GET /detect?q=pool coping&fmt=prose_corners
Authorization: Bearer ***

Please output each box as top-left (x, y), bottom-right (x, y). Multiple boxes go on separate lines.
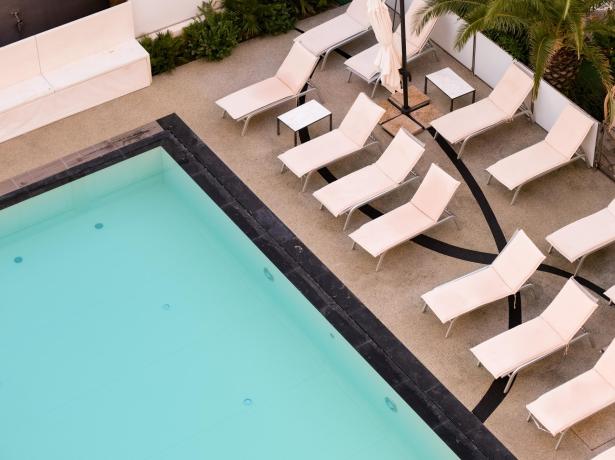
top-left (0, 114), bottom-right (514, 459)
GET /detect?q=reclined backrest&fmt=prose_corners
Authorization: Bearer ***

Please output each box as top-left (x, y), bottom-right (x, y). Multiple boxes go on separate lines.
top-left (545, 104), bottom-right (595, 159)
top-left (595, 339), bottom-right (615, 387)
top-left (346, 0), bottom-right (371, 28)
top-left (36, 2), bottom-right (136, 74)
top-left (540, 278), bottom-right (598, 342)
top-left (410, 164), bottom-right (460, 221)
top-left (395, 0), bottom-right (437, 51)
top-left (488, 63), bottom-right (533, 118)
top-left (491, 229), bottom-right (545, 292)
top-left (338, 93), bottom-right (385, 146)
top-left (0, 37), bottom-right (42, 90)
top-left (275, 43), bottom-right (319, 95)
top-left (375, 129), bottom-right (424, 183)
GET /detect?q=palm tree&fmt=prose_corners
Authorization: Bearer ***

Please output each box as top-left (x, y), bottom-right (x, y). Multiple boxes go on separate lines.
top-left (415, 0), bottom-right (614, 100)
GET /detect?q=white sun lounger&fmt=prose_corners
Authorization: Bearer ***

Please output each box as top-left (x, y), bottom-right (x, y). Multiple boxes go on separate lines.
top-left (421, 229), bottom-right (545, 337)
top-left (606, 285), bottom-right (615, 305)
top-left (215, 42), bottom-right (319, 136)
top-left (471, 277), bottom-right (598, 393)
top-left (486, 104), bottom-right (595, 204)
top-left (527, 338), bottom-right (615, 450)
top-left (278, 92), bottom-right (385, 192)
top-left (349, 163), bottom-right (460, 271)
top-left (593, 445), bottom-right (615, 459)
top-left (295, 0), bottom-right (371, 70)
top-left (546, 198), bottom-right (615, 275)
top-left (344, 0), bottom-right (438, 97)
top-left (431, 62), bottom-right (534, 158)
top-left (312, 128), bottom-right (423, 231)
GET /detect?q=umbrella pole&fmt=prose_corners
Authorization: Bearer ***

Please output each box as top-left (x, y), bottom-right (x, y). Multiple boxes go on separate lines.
top-left (398, 0), bottom-right (410, 115)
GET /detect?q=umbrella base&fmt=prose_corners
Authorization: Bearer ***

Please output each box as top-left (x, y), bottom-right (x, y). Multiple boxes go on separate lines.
top-left (388, 86), bottom-right (430, 112)
top-left (382, 113), bottom-right (423, 137)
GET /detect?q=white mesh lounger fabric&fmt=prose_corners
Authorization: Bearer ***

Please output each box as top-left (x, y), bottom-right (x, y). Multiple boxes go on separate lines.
top-left (431, 62), bottom-right (534, 158)
top-left (471, 278), bottom-right (598, 393)
top-left (349, 163), bottom-right (460, 271)
top-left (593, 446), bottom-right (615, 459)
top-left (486, 104), bottom-right (594, 204)
top-left (344, 0), bottom-right (437, 97)
top-left (215, 42), bottom-right (319, 136)
top-left (527, 339), bottom-right (615, 450)
top-left (421, 229), bottom-right (545, 337)
top-left (295, 0), bottom-right (371, 70)
top-left (546, 198), bottom-right (615, 275)
top-left (278, 92), bottom-right (385, 192)
top-left (312, 129), bottom-right (424, 231)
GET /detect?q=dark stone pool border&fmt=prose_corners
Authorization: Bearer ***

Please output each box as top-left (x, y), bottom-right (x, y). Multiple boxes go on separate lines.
top-left (0, 114), bottom-right (513, 459)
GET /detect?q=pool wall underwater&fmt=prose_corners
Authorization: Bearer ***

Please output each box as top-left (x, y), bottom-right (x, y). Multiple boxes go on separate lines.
top-left (0, 114), bottom-right (513, 459)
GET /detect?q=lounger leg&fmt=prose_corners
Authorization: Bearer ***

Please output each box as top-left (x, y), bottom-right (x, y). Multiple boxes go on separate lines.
top-left (221, 110), bottom-right (227, 119)
top-left (371, 81), bottom-right (379, 98)
top-left (241, 117), bottom-right (251, 137)
top-left (574, 256), bottom-right (586, 276)
top-left (504, 371), bottom-right (517, 393)
top-left (421, 302), bottom-right (427, 313)
top-left (511, 186), bottom-right (523, 205)
top-left (319, 203), bottom-right (324, 210)
top-left (555, 430), bottom-right (567, 450)
top-left (347, 71), bottom-right (352, 83)
top-left (375, 252), bottom-right (387, 272)
top-left (444, 319), bottom-right (456, 338)
top-left (476, 359), bottom-right (481, 367)
top-left (526, 412), bottom-right (532, 422)
top-left (486, 173), bottom-right (492, 185)
top-left (452, 216), bottom-right (460, 231)
top-left (302, 171), bottom-right (314, 192)
top-left (547, 244), bottom-right (553, 254)
top-left (343, 206), bottom-right (359, 231)
top-left (351, 241), bottom-right (356, 250)
top-left (320, 51), bottom-right (331, 71)
top-left (457, 139), bottom-right (470, 159)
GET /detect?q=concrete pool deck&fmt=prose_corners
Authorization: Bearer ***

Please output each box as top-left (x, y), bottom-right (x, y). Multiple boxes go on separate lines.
top-left (1, 5), bottom-right (614, 458)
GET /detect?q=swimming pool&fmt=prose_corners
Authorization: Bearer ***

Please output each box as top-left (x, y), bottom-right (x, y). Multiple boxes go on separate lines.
top-left (0, 146), bottom-right (456, 459)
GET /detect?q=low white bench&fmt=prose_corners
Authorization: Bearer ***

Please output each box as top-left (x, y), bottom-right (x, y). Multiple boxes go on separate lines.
top-left (0, 1), bottom-right (151, 144)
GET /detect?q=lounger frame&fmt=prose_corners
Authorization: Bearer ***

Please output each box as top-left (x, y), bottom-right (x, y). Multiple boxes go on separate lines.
top-left (421, 266), bottom-right (535, 338)
top-left (351, 207), bottom-right (459, 271)
top-left (318, 28), bottom-right (373, 71)
top-left (320, 170), bottom-right (421, 231)
top-left (526, 413), bottom-right (569, 450)
top-left (486, 150), bottom-right (586, 205)
top-left (435, 104), bottom-right (534, 159)
top-left (478, 326), bottom-right (592, 393)
top-left (346, 41), bottom-right (438, 98)
top-left (221, 81), bottom-right (321, 136)
top-left (546, 242), bottom-right (596, 276)
top-left (280, 134), bottom-right (381, 192)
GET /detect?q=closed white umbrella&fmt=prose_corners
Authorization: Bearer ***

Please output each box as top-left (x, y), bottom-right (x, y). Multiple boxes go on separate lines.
top-left (367, 0), bottom-right (401, 93)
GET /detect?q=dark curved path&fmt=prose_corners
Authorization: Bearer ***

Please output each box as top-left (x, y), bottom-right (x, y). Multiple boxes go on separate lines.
top-left (297, 69), bottom-right (607, 421)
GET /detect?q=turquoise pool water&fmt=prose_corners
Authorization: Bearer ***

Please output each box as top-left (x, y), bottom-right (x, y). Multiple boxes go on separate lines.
top-left (0, 148), bottom-right (455, 459)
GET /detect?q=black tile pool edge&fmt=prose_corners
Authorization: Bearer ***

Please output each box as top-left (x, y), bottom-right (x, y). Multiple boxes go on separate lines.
top-left (0, 114), bottom-right (514, 460)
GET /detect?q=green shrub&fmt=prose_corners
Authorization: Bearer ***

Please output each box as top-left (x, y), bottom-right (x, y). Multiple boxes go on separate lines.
top-left (223, 0), bottom-right (296, 40)
top-left (139, 32), bottom-right (183, 75)
top-left (183, 4), bottom-right (239, 61)
top-left (483, 29), bottom-right (530, 64)
top-left (286, 0), bottom-right (337, 18)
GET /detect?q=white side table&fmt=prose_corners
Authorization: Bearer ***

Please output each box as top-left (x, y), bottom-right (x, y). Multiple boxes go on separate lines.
top-left (277, 100), bottom-right (332, 146)
top-left (424, 67), bottom-right (476, 112)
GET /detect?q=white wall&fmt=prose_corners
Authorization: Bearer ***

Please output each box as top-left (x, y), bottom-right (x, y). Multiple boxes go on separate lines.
top-left (430, 13), bottom-right (473, 69)
top-left (131, 0), bottom-right (204, 36)
top-left (473, 33), bottom-right (512, 88)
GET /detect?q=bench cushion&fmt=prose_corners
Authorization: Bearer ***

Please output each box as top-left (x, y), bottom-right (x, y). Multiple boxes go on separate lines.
top-left (0, 37), bottom-right (42, 90)
top-left (0, 77), bottom-right (53, 115)
top-left (43, 40), bottom-right (148, 91)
